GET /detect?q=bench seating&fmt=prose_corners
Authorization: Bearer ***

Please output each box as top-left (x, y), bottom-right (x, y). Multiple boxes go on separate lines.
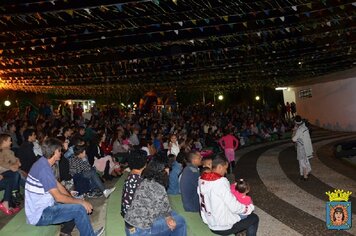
top-left (105, 172), bottom-right (127, 236)
top-left (0, 209), bottom-right (60, 235)
top-left (169, 195), bottom-right (217, 236)
top-left (105, 173), bottom-right (234, 236)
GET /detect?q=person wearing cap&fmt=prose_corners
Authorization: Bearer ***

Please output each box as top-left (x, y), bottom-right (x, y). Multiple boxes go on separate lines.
top-left (292, 115), bottom-right (313, 181)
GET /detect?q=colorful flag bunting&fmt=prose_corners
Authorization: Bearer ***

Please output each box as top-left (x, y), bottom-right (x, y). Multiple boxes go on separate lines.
top-left (66, 10), bottom-right (74, 17)
top-left (114, 4), bottom-right (123, 12)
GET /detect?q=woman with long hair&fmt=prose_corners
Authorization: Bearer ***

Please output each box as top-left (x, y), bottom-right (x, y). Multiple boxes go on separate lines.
top-left (87, 132), bottom-right (121, 179)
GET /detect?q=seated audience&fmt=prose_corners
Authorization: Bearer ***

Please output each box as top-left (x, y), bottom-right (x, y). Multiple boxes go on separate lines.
top-left (0, 134), bottom-right (22, 215)
top-left (25, 138), bottom-right (104, 236)
top-left (124, 156), bottom-right (186, 235)
top-left (64, 137), bottom-right (85, 159)
top-left (198, 155), bottom-right (259, 236)
top-left (200, 156), bottom-right (213, 173)
top-left (230, 178), bottom-right (253, 219)
top-left (17, 128), bottom-right (38, 175)
top-left (87, 132), bottom-right (121, 180)
top-left (167, 154), bottom-right (183, 195)
top-left (112, 131), bottom-right (130, 163)
top-left (7, 123), bottom-right (20, 152)
top-left (180, 151), bottom-right (202, 212)
top-left (168, 134), bottom-right (180, 157)
top-left (121, 150), bottom-right (147, 217)
top-left (69, 144), bottom-right (116, 198)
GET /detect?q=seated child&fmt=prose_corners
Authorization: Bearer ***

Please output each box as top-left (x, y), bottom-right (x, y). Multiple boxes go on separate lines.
top-left (167, 154), bottom-right (183, 195)
top-left (200, 166), bottom-right (211, 174)
top-left (230, 178), bottom-right (252, 219)
top-left (200, 156), bottom-right (212, 174)
top-left (70, 144), bottom-right (115, 198)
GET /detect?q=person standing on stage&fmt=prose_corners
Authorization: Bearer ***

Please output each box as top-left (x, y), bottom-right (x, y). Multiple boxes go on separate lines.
top-left (218, 131), bottom-right (239, 173)
top-left (292, 115), bottom-right (313, 181)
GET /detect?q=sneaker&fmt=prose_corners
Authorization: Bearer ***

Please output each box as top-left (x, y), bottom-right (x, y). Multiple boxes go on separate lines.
top-left (12, 191), bottom-right (23, 201)
top-left (94, 226), bottom-right (105, 236)
top-left (86, 192), bottom-right (100, 199)
top-left (103, 187), bottom-right (116, 198)
top-left (74, 194), bottom-right (85, 200)
top-left (59, 233), bottom-right (71, 236)
top-left (94, 191), bottom-right (104, 198)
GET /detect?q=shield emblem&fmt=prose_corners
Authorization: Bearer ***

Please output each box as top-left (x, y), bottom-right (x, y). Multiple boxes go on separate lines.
top-left (326, 201), bottom-right (352, 230)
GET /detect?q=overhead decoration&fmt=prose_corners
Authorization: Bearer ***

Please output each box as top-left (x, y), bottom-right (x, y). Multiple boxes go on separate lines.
top-left (0, 0), bottom-right (354, 97)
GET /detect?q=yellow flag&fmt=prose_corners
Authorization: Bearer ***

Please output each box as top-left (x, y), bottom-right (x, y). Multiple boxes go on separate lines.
top-left (66, 10), bottom-right (74, 17)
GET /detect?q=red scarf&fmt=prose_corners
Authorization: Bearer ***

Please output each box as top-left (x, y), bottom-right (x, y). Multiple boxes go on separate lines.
top-left (201, 172), bottom-right (223, 181)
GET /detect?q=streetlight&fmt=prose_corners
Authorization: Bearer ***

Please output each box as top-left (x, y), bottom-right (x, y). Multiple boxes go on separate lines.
top-left (255, 96), bottom-right (260, 101)
top-left (218, 95), bottom-right (224, 101)
top-left (4, 100), bottom-right (11, 106)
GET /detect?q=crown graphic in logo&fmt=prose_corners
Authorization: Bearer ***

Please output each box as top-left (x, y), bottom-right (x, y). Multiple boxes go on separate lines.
top-left (325, 189), bottom-right (352, 202)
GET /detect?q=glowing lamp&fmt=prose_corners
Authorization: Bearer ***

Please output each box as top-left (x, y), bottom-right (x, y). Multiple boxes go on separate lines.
top-left (4, 100), bottom-right (11, 106)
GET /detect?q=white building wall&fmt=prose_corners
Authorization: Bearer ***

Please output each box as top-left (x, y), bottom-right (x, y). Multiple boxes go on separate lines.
top-left (285, 73), bottom-right (356, 131)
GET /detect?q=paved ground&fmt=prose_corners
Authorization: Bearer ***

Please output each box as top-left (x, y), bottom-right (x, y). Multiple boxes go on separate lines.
top-left (234, 130), bottom-right (356, 236)
top-left (1, 128), bottom-right (356, 236)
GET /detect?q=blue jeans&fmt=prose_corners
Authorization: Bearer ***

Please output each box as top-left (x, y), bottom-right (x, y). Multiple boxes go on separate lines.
top-left (0, 178), bottom-right (12, 203)
top-left (82, 169), bottom-right (105, 192)
top-left (125, 211), bottom-right (186, 236)
top-left (36, 203), bottom-right (95, 236)
top-left (2, 170), bottom-right (21, 191)
top-left (0, 171), bottom-right (19, 206)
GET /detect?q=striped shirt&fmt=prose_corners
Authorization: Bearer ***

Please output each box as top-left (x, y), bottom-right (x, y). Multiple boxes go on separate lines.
top-left (25, 157), bottom-right (56, 225)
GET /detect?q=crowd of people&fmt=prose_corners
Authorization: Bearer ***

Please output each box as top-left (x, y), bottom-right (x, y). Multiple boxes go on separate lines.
top-left (0, 101), bottom-right (296, 236)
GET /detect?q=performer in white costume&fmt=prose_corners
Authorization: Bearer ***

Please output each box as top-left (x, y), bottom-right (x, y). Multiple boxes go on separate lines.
top-left (292, 115), bottom-right (313, 181)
